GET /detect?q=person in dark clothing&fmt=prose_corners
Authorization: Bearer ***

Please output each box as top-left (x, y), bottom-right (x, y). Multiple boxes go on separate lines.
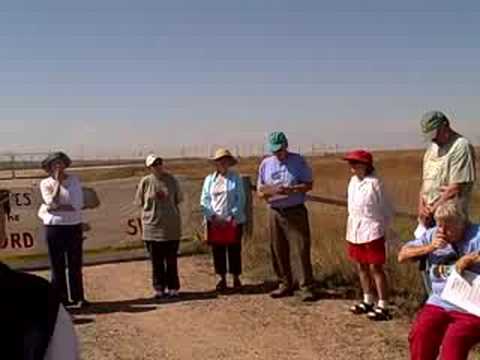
top-left (38, 152), bottom-right (88, 307)
top-left (1, 204), bottom-right (78, 359)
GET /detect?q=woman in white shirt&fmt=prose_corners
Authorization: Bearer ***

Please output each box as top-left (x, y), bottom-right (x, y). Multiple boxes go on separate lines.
top-left (200, 149), bottom-right (246, 292)
top-left (343, 150), bottom-right (393, 321)
top-left (38, 152), bottom-right (88, 308)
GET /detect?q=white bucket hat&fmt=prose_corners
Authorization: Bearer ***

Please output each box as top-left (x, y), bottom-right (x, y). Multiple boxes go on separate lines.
top-left (145, 154), bottom-right (163, 167)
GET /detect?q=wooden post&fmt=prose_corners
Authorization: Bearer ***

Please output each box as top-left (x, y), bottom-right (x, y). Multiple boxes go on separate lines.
top-left (242, 176), bottom-right (254, 238)
top-left (10, 154), bottom-right (16, 179)
top-left (0, 190), bottom-right (9, 247)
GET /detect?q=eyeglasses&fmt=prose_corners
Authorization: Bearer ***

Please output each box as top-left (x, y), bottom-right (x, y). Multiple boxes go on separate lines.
top-left (152, 160), bottom-right (163, 167)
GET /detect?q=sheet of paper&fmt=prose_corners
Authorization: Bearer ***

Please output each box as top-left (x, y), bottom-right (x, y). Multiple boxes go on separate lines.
top-left (268, 194), bottom-right (289, 202)
top-left (441, 269), bottom-right (480, 317)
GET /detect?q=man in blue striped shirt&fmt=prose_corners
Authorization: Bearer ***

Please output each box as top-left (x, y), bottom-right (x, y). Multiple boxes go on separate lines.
top-left (257, 132), bottom-right (315, 302)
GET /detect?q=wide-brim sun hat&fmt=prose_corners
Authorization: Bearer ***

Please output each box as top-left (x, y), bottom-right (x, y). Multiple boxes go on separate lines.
top-left (210, 148), bottom-right (238, 166)
top-left (342, 150), bottom-right (373, 166)
top-left (41, 152), bottom-right (72, 172)
top-left (145, 154), bottom-right (163, 167)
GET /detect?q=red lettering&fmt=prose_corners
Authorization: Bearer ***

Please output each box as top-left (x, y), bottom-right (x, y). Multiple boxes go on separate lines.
top-left (10, 233), bottom-right (22, 248)
top-left (23, 233), bottom-right (34, 248)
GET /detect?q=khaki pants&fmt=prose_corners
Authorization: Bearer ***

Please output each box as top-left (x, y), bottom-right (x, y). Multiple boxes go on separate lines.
top-left (269, 204), bottom-right (314, 291)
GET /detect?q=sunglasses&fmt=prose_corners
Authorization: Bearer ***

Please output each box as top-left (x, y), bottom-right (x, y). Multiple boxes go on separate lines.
top-left (348, 160), bottom-right (364, 165)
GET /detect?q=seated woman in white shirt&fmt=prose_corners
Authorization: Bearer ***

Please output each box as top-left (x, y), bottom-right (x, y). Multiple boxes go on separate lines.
top-left (343, 150), bottom-right (393, 321)
top-left (38, 152), bottom-right (88, 308)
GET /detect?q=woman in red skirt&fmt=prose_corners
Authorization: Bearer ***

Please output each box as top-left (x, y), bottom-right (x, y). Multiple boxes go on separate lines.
top-left (343, 150), bottom-right (394, 321)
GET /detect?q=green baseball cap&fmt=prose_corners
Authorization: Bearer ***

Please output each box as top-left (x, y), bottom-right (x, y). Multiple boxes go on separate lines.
top-left (421, 111), bottom-right (449, 141)
top-left (268, 131), bottom-right (288, 153)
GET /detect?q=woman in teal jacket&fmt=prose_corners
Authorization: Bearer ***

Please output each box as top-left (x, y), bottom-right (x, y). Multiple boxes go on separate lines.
top-left (200, 148), bottom-right (246, 292)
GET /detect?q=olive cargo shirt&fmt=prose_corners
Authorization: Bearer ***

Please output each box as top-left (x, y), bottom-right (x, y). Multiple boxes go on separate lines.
top-left (135, 173), bottom-right (183, 241)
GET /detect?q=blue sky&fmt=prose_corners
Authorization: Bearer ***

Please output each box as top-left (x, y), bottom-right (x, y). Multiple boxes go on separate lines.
top-left (1, 0), bottom-right (479, 157)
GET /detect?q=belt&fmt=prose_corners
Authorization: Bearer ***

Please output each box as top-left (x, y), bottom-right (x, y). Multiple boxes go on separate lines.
top-left (271, 204), bottom-right (306, 213)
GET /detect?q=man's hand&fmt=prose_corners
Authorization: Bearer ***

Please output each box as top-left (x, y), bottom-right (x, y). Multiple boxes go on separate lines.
top-left (440, 184), bottom-right (461, 201)
top-left (278, 185), bottom-right (293, 195)
top-left (418, 197), bottom-right (434, 226)
top-left (456, 253), bottom-right (480, 274)
top-left (258, 184), bottom-right (282, 196)
top-left (427, 184), bottom-right (462, 215)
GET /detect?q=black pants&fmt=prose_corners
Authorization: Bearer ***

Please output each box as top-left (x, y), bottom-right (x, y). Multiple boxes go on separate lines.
top-left (211, 225), bottom-right (243, 276)
top-left (145, 240), bottom-right (180, 291)
top-left (45, 224), bottom-right (85, 304)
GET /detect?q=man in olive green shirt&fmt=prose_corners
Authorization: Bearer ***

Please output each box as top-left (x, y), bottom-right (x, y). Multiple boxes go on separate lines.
top-left (418, 111), bottom-right (476, 229)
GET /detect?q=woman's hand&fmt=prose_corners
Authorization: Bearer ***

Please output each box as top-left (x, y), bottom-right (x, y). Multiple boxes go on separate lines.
top-left (156, 190), bottom-right (166, 200)
top-left (211, 215), bottom-right (227, 227)
top-left (431, 232), bottom-right (449, 250)
top-left (52, 204), bottom-right (76, 212)
top-left (52, 168), bottom-right (67, 184)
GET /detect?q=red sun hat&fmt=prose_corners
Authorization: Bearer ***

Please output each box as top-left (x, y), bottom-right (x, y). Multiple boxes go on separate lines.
top-left (343, 150), bottom-right (373, 165)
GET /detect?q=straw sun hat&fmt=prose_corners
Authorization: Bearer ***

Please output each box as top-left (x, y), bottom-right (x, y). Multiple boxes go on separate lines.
top-left (210, 148), bottom-right (238, 166)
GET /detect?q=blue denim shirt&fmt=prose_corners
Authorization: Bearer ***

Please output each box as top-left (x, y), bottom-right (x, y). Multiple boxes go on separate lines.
top-left (257, 152), bottom-right (313, 209)
top-left (200, 170), bottom-right (246, 224)
top-left (405, 224), bottom-right (480, 312)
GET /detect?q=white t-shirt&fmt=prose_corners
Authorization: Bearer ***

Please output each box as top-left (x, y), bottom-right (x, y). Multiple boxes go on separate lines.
top-left (38, 175), bottom-right (84, 225)
top-left (210, 174), bottom-right (229, 220)
top-left (346, 175), bottom-right (393, 244)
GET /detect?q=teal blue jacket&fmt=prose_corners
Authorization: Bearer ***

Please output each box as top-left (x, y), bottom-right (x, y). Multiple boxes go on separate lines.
top-left (200, 170), bottom-right (246, 224)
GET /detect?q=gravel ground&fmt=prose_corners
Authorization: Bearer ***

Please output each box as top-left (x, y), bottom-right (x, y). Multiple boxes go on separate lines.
top-left (53, 255), bottom-right (414, 360)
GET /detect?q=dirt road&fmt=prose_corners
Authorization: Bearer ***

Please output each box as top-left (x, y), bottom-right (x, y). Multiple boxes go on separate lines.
top-left (59, 255), bottom-right (413, 360)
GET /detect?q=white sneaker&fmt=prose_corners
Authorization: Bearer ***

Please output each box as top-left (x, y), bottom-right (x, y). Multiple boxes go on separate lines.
top-left (167, 289), bottom-right (179, 298)
top-left (154, 290), bottom-right (165, 299)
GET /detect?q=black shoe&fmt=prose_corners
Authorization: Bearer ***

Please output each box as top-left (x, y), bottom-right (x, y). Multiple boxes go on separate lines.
top-left (76, 299), bottom-right (91, 308)
top-left (216, 278), bottom-right (227, 293)
top-left (299, 289), bottom-right (316, 302)
top-left (270, 286), bottom-right (294, 299)
top-left (349, 302), bottom-right (374, 315)
top-left (367, 307), bottom-right (392, 321)
top-left (63, 300), bottom-right (77, 308)
top-left (233, 276), bottom-right (242, 291)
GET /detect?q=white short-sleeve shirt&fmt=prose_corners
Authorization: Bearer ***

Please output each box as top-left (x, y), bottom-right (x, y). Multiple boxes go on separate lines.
top-left (38, 175), bottom-right (84, 225)
top-left (346, 175), bottom-right (393, 244)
